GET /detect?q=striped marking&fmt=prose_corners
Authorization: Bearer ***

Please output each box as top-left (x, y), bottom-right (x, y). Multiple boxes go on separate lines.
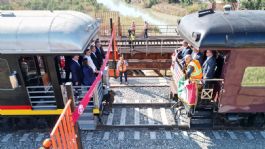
top-left (147, 108), bottom-right (154, 125)
top-left (182, 131), bottom-right (189, 140)
top-left (1, 134), bottom-right (12, 143)
top-left (260, 131), bottom-right (265, 139)
top-left (106, 109), bottom-right (114, 125)
top-left (118, 132), bottom-right (124, 140)
top-left (165, 131), bottom-right (172, 140)
top-left (0, 109), bottom-right (63, 115)
top-left (150, 132), bottom-right (156, 140)
top-left (160, 108), bottom-right (168, 125)
top-left (227, 131), bottom-right (237, 140)
top-left (103, 132), bottom-right (110, 140)
top-left (120, 108), bottom-right (126, 125)
top-left (20, 133), bottom-right (30, 142)
top-left (134, 131), bottom-right (140, 140)
top-left (36, 133), bottom-right (45, 142)
top-left (212, 131), bottom-right (221, 140)
top-left (86, 132), bottom-right (93, 141)
top-left (244, 131), bottom-right (254, 140)
top-left (134, 108), bottom-right (140, 125)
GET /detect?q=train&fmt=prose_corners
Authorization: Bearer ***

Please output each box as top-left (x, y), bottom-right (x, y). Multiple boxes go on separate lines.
top-left (0, 10), bottom-right (100, 120)
top-left (170, 9), bottom-right (265, 128)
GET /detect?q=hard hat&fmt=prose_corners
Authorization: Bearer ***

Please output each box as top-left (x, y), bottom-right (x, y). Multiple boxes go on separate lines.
top-left (42, 138), bottom-right (52, 148)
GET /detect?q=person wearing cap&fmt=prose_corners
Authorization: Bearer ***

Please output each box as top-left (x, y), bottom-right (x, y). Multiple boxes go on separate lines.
top-left (41, 138), bottom-right (52, 149)
top-left (184, 54), bottom-right (203, 81)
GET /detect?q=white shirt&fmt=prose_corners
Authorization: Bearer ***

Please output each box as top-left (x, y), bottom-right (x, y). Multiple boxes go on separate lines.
top-left (84, 55), bottom-right (97, 72)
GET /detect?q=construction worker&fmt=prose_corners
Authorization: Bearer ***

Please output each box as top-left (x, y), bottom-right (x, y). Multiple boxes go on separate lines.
top-left (117, 56), bottom-right (128, 84)
top-left (184, 54), bottom-right (203, 81)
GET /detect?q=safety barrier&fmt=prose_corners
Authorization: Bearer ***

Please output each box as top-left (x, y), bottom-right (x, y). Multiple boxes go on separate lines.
top-left (49, 100), bottom-right (77, 149)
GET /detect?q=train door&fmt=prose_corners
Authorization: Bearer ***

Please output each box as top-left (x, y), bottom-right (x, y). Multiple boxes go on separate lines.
top-left (18, 56), bottom-right (57, 110)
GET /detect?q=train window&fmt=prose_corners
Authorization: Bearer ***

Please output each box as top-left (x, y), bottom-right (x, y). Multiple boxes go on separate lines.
top-left (241, 67), bottom-right (265, 87)
top-left (0, 58), bottom-right (19, 89)
top-left (19, 56), bottom-right (50, 86)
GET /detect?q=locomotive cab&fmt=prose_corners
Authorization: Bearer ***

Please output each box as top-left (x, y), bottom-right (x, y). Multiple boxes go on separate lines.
top-left (171, 9), bottom-right (265, 128)
top-left (0, 11), bottom-right (100, 115)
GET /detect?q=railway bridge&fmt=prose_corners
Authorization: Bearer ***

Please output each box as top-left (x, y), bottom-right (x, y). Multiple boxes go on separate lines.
top-left (100, 35), bottom-right (184, 77)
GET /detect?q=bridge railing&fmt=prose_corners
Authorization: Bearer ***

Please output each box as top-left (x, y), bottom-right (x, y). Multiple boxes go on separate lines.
top-left (100, 24), bottom-right (179, 37)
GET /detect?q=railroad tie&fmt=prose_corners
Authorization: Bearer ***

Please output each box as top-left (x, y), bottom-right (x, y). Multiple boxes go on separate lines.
top-left (150, 132), bottom-right (156, 140)
top-left (36, 133), bottom-right (45, 142)
top-left (212, 131), bottom-right (221, 140)
top-left (134, 131), bottom-right (140, 140)
top-left (227, 131), bottom-right (237, 140)
top-left (102, 132), bottom-right (110, 140)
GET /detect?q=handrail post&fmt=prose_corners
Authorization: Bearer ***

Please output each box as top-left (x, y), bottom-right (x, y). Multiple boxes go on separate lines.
top-left (110, 18), bottom-right (117, 78)
top-left (65, 82), bottom-right (83, 149)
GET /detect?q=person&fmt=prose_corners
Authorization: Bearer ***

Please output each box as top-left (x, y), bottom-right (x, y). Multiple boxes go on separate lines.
top-left (203, 50), bottom-right (216, 80)
top-left (95, 39), bottom-right (105, 66)
top-left (84, 49), bottom-right (98, 73)
top-left (184, 54), bottom-right (203, 81)
top-left (70, 55), bottom-right (82, 86)
top-left (177, 41), bottom-right (192, 60)
top-left (117, 56), bottom-right (128, 84)
top-left (82, 58), bottom-right (96, 86)
top-left (191, 47), bottom-right (204, 66)
top-left (64, 56), bottom-right (72, 82)
top-left (144, 21), bottom-right (149, 38)
top-left (90, 44), bottom-right (101, 70)
top-left (20, 58), bottom-right (29, 82)
top-left (128, 29), bottom-right (135, 51)
top-left (131, 21), bottom-right (136, 34)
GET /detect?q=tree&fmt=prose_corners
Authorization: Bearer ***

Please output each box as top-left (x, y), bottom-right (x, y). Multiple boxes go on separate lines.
top-left (241, 0), bottom-right (265, 10)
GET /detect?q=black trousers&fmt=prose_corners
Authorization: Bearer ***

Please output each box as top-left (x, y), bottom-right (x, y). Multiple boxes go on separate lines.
top-left (119, 71), bottom-right (128, 83)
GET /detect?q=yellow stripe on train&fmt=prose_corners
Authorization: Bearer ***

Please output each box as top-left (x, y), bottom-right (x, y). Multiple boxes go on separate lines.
top-left (0, 109), bottom-right (63, 115)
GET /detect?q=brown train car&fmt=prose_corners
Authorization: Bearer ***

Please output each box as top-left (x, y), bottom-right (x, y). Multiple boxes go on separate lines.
top-left (171, 10), bottom-right (265, 128)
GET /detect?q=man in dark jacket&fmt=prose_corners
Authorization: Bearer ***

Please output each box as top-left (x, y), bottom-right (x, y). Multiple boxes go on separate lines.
top-left (70, 55), bottom-right (82, 86)
top-left (95, 39), bottom-right (105, 66)
top-left (90, 45), bottom-right (101, 70)
top-left (203, 50), bottom-right (216, 80)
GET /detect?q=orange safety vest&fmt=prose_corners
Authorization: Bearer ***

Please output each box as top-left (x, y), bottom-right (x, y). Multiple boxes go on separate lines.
top-left (188, 59), bottom-right (203, 80)
top-left (119, 61), bottom-right (127, 72)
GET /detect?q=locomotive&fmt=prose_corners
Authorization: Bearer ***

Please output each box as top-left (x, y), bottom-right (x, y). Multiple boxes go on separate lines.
top-left (170, 10), bottom-right (265, 128)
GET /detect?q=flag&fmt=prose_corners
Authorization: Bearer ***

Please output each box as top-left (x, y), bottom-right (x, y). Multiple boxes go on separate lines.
top-left (177, 76), bottom-right (197, 106)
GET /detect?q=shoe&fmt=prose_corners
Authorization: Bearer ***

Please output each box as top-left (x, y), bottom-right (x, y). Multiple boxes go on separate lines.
top-left (125, 82), bottom-right (128, 85)
top-left (103, 111), bottom-right (110, 115)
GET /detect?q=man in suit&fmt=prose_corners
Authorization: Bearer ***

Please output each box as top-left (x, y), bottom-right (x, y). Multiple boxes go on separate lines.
top-left (177, 41), bottom-right (192, 60)
top-left (90, 44), bottom-right (101, 70)
top-left (70, 55), bottom-right (82, 86)
top-left (203, 50), bottom-right (216, 79)
top-left (191, 47), bottom-right (203, 66)
top-left (95, 39), bottom-right (105, 66)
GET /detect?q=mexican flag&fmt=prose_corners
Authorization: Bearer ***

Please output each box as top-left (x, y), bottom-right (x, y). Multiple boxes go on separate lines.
top-left (177, 76), bottom-right (197, 105)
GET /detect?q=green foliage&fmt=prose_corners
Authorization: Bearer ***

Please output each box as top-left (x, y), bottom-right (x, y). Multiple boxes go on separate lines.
top-left (144, 0), bottom-right (159, 8)
top-left (241, 0), bottom-right (265, 10)
top-left (125, 0), bottom-right (132, 3)
top-left (168, 0), bottom-right (180, 3)
top-left (181, 0), bottom-right (193, 6)
top-left (223, 0), bottom-right (238, 2)
top-left (0, 0), bottom-right (105, 12)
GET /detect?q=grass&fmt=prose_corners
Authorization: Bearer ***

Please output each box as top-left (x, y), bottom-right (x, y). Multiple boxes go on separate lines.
top-left (241, 67), bottom-right (265, 87)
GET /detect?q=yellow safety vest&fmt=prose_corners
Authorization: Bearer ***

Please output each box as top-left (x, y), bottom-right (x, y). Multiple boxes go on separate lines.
top-left (188, 59), bottom-right (203, 80)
